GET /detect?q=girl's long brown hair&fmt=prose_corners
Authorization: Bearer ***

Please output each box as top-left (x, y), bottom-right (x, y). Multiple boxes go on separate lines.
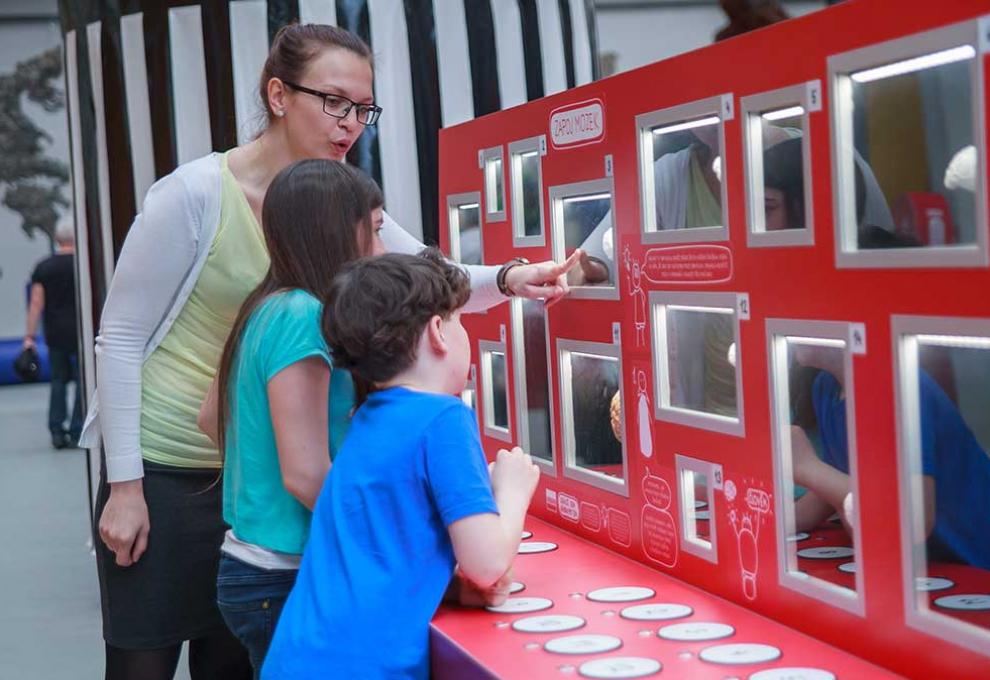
top-left (214, 159), bottom-right (383, 459)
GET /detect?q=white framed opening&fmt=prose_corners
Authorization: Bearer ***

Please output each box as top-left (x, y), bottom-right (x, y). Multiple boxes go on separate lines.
top-left (557, 338), bottom-right (628, 496)
top-left (508, 135), bottom-right (546, 248)
top-left (549, 177), bottom-right (618, 300)
top-left (766, 319), bottom-right (865, 616)
top-left (461, 364), bottom-right (480, 430)
top-left (650, 291), bottom-right (744, 437)
top-left (635, 94), bottom-right (732, 245)
top-left (675, 454), bottom-right (719, 563)
top-left (741, 82), bottom-right (818, 248)
top-left (892, 315), bottom-right (990, 656)
top-left (511, 298), bottom-right (556, 475)
top-left (828, 17), bottom-right (988, 268)
top-left (446, 191), bottom-right (483, 265)
top-left (479, 339), bottom-right (512, 443)
top-left (481, 145), bottom-right (506, 223)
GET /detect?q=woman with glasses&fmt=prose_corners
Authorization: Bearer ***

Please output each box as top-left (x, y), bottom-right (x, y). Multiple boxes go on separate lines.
top-left (81, 24), bottom-right (578, 680)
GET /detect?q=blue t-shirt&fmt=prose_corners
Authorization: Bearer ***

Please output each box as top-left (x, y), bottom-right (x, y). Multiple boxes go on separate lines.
top-left (813, 371), bottom-right (990, 569)
top-left (262, 388), bottom-right (499, 680)
top-left (224, 289), bottom-right (351, 555)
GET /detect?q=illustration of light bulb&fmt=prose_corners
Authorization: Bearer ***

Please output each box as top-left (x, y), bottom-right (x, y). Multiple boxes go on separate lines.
top-left (636, 370), bottom-right (653, 458)
top-left (730, 509), bottom-right (759, 601)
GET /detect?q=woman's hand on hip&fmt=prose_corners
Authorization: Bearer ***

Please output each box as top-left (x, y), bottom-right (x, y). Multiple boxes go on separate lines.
top-left (99, 479), bottom-right (151, 567)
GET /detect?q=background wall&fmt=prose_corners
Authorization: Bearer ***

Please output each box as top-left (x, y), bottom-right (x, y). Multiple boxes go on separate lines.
top-left (596, 0), bottom-right (826, 76)
top-left (0, 1), bottom-right (67, 341)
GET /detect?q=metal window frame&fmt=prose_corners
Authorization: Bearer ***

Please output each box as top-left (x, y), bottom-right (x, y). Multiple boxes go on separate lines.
top-left (766, 318), bottom-right (866, 616)
top-left (828, 17), bottom-right (989, 268)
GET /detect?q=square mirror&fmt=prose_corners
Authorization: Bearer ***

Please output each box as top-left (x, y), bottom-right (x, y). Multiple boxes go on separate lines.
top-left (481, 145), bottom-right (506, 222)
top-left (447, 192), bottom-right (483, 265)
top-left (651, 292), bottom-right (744, 436)
top-left (549, 178), bottom-right (618, 300)
top-left (636, 95), bottom-right (731, 244)
top-left (558, 339), bottom-right (628, 495)
top-left (509, 136), bottom-right (546, 247)
top-left (742, 83), bottom-right (817, 247)
top-left (479, 340), bottom-right (511, 442)
top-left (676, 454), bottom-right (719, 563)
top-left (894, 316), bottom-right (990, 654)
top-left (768, 321), bottom-right (863, 613)
top-left (829, 19), bottom-right (987, 267)
top-left (511, 298), bottom-right (555, 470)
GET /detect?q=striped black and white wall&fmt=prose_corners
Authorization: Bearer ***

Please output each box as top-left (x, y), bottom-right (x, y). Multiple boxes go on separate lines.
top-left (57, 0), bottom-right (597, 499)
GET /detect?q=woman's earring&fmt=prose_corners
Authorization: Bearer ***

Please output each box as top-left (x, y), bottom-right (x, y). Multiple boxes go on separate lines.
top-left (276, 110), bottom-right (285, 118)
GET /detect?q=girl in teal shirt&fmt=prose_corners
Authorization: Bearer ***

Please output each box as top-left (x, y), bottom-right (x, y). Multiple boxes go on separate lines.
top-left (198, 159), bottom-right (384, 677)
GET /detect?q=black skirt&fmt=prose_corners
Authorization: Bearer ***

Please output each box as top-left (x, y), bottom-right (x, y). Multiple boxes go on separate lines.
top-left (95, 460), bottom-right (228, 649)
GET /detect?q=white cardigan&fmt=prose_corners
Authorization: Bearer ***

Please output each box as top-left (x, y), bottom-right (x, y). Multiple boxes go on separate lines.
top-left (80, 153), bottom-right (507, 482)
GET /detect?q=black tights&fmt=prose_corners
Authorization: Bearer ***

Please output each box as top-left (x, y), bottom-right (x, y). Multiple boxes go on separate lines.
top-left (105, 628), bottom-right (253, 680)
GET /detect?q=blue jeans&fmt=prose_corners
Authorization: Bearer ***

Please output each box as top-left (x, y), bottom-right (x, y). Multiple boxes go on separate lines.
top-left (48, 347), bottom-right (81, 438)
top-left (216, 553), bottom-right (298, 679)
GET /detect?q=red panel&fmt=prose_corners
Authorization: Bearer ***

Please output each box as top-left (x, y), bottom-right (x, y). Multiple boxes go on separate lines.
top-left (438, 2), bottom-right (990, 678)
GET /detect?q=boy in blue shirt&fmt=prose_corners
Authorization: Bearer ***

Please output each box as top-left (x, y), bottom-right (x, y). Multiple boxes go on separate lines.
top-left (262, 250), bottom-right (541, 679)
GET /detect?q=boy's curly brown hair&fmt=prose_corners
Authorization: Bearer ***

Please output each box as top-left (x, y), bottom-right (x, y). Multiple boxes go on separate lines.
top-left (321, 248), bottom-right (471, 387)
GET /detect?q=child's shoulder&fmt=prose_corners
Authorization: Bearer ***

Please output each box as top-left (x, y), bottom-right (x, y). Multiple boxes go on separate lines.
top-left (258, 289), bottom-right (322, 321)
top-left (375, 388), bottom-right (468, 424)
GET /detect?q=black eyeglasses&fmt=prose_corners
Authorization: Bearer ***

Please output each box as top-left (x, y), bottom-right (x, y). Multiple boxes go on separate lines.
top-left (282, 81), bottom-right (383, 126)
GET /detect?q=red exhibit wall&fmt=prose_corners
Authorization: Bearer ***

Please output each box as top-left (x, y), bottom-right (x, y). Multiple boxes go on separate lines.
top-left (438, 2), bottom-right (990, 678)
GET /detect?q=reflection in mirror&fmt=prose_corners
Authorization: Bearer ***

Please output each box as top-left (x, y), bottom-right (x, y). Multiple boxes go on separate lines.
top-left (686, 471), bottom-right (711, 547)
top-left (906, 335), bottom-right (990, 631)
top-left (778, 337), bottom-right (858, 595)
top-left (760, 109), bottom-right (805, 231)
top-left (666, 307), bottom-right (738, 420)
top-left (650, 115), bottom-right (722, 230)
top-left (489, 351), bottom-right (509, 430)
top-left (453, 201), bottom-right (482, 265)
top-left (486, 156), bottom-right (504, 214)
top-left (848, 46), bottom-right (976, 250)
top-left (519, 299), bottom-right (553, 462)
top-left (561, 193), bottom-right (614, 287)
top-left (567, 352), bottom-right (622, 478)
top-left (516, 150), bottom-right (542, 238)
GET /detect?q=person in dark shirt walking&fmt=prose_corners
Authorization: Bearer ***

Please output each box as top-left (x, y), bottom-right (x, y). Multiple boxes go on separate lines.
top-left (24, 219), bottom-right (81, 449)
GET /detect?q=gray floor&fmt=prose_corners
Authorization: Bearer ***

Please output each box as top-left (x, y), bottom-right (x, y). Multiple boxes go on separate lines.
top-left (0, 383), bottom-right (191, 679)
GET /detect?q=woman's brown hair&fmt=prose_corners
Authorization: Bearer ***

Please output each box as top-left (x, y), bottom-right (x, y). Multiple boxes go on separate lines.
top-left (214, 159), bottom-right (383, 457)
top-left (259, 23), bottom-right (374, 125)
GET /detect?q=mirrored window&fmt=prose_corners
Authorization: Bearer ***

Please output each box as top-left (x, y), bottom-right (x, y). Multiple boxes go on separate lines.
top-left (652, 292), bottom-right (744, 436)
top-left (569, 352), bottom-right (622, 473)
top-left (559, 340), bottom-right (627, 495)
top-left (774, 335), bottom-right (859, 598)
top-left (667, 308), bottom-right (737, 418)
top-left (519, 153), bottom-right (540, 236)
top-left (831, 25), bottom-right (986, 267)
top-left (676, 454), bottom-right (719, 563)
top-left (509, 137), bottom-right (545, 247)
top-left (550, 178), bottom-right (618, 299)
top-left (513, 298), bottom-right (553, 463)
top-left (489, 351), bottom-right (508, 429)
top-left (447, 192), bottom-right (483, 266)
top-left (898, 326), bottom-right (990, 638)
top-left (480, 340), bottom-right (511, 442)
top-left (687, 470), bottom-right (711, 547)
top-left (483, 146), bottom-right (506, 222)
top-left (761, 112), bottom-right (805, 232)
top-left (852, 51), bottom-right (974, 249)
top-left (649, 115), bottom-right (723, 231)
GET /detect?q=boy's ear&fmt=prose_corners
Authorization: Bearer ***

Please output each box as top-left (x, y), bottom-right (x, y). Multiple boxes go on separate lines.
top-left (425, 314), bottom-right (447, 355)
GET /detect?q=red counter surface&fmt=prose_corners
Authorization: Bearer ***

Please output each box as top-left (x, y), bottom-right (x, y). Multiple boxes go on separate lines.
top-left (431, 519), bottom-right (902, 680)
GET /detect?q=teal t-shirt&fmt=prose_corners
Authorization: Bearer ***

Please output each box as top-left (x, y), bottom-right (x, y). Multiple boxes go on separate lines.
top-left (223, 289), bottom-right (351, 555)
